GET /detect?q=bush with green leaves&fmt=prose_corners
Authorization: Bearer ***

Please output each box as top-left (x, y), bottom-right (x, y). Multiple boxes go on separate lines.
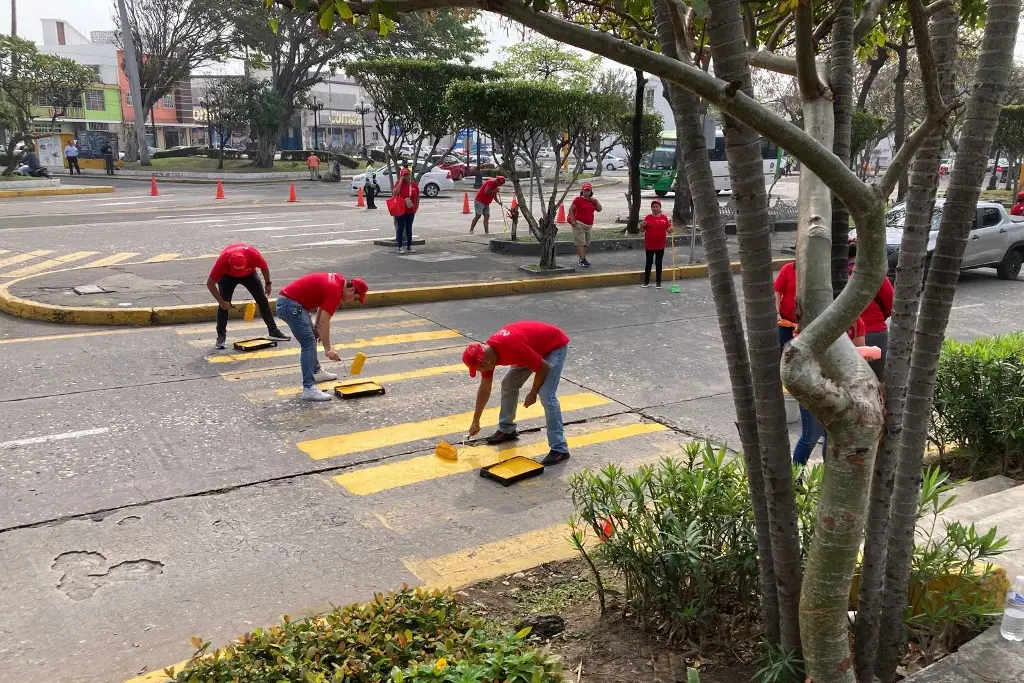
top-left (166, 588), bottom-right (562, 683)
top-left (930, 331), bottom-right (1024, 477)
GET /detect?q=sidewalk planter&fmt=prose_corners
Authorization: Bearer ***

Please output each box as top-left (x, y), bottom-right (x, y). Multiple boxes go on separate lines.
top-left (490, 233), bottom-right (700, 256)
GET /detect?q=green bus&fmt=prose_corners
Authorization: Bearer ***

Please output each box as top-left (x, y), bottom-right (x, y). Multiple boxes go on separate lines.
top-left (640, 129), bottom-right (781, 196)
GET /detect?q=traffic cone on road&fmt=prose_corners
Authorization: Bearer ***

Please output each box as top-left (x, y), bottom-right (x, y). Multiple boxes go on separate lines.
top-left (150, 177), bottom-right (159, 196)
top-left (462, 192), bottom-right (471, 214)
top-left (556, 203), bottom-right (566, 224)
top-left (287, 182), bottom-right (297, 203)
top-left (215, 179), bottom-right (225, 200)
top-left (357, 186), bottom-right (365, 207)
top-left (510, 197), bottom-right (518, 210)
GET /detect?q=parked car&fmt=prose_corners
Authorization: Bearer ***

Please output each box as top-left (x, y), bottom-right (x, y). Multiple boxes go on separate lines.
top-left (430, 154), bottom-right (468, 180)
top-left (585, 154), bottom-right (626, 171)
top-left (938, 159), bottom-right (952, 175)
top-left (350, 167), bottom-right (455, 198)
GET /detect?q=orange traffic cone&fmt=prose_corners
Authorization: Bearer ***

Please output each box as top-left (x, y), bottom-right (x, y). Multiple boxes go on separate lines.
top-left (462, 192), bottom-right (471, 214)
top-left (510, 196), bottom-right (518, 210)
top-left (287, 182), bottom-right (297, 203)
top-left (150, 177), bottom-right (159, 196)
top-left (357, 186), bottom-right (365, 207)
top-left (556, 204), bottom-right (566, 224)
top-left (215, 179), bottom-right (225, 200)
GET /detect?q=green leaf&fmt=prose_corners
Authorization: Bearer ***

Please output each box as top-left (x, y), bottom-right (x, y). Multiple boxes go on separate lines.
top-left (319, 5), bottom-right (335, 31)
top-left (269, 18), bottom-right (280, 34)
top-left (336, 1), bottom-right (354, 21)
top-left (514, 626), bottom-right (532, 640)
top-left (688, 0), bottom-right (710, 18)
top-left (687, 667), bottom-right (702, 683)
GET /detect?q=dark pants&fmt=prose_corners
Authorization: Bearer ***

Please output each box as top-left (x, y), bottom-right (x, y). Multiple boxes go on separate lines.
top-left (67, 157), bottom-right (81, 175)
top-left (215, 273), bottom-right (279, 337)
top-left (644, 249), bottom-right (665, 285)
top-left (395, 213), bottom-right (415, 249)
top-left (104, 156), bottom-right (115, 175)
top-left (778, 323), bottom-right (795, 348)
top-left (365, 187), bottom-right (376, 209)
top-left (865, 329), bottom-right (888, 380)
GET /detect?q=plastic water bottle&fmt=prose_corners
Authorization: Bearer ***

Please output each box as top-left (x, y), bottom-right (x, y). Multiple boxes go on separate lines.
top-left (1001, 575), bottom-right (1024, 641)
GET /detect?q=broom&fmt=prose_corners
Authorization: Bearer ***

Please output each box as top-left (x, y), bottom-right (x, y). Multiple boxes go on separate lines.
top-left (668, 233), bottom-right (681, 293)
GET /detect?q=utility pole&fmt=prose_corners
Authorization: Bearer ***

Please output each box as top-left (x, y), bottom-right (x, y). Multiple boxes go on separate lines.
top-left (11, 0), bottom-right (16, 37)
top-left (116, 0), bottom-right (150, 165)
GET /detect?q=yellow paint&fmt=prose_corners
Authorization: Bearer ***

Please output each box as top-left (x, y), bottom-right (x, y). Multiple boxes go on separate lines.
top-left (334, 422), bottom-right (667, 495)
top-left (176, 308), bottom-right (413, 335)
top-left (0, 327), bottom-right (157, 345)
top-left (0, 249), bottom-right (54, 269)
top-left (298, 392), bottom-right (610, 461)
top-left (144, 253), bottom-right (182, 263)
top-left (0, 185), bottom-right (113, 198)
top-left (1, 251), bottom-right (99, 278)
top-left (226, 347), bottom-right (464, 383)
top-left (483, 455), bottom-right (543, 479)
top-left (0, 249), bottom-right (8, 255)
top-left (79, 252), bottom-right (141, 268)
top-left (186, 319), bottom-right (432, 347)
top-left (123, 662), bottom-right (190, 683)
top-left (265, 363), bottom-right (465, 399)
top-left (207, 329), bottom-right (463, 364)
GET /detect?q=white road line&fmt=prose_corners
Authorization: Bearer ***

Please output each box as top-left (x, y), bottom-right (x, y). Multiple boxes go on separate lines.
top-left (271, 229), bottom-right (378, 238)
top-left (951, 303), bottom-right (985, 311)
top-left (93, 199), bottom-right (177, 207)
top-left (1, 427), bottom-right (110, 449)
top-left (295, 238), bottom-right (361, 246)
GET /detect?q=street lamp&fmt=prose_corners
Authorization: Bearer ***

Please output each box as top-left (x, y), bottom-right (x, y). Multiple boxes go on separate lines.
top-left (198, 98), bottom-right (212, 148)
top-left (354, 98), bottom-right (372, 159)
top-left (311, 97), bottom-right (324, 150)
top-left (474, 129), bottom-right (483, 188)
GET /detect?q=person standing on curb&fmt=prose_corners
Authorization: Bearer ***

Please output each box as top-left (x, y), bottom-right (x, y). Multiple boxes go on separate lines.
top-left (307, 151), bottom-right (321, 180)
top-left (101, 141), bottom-right (115, 175)
top-left (640, 199), bottom-right (672, 288)
top-left (470, 175), bottom-right (506, 234)
top-left (206, 243), bottom-right (291, 350)
top-left (64, 140), bottom-right (81, 175)
top-left (393, 167), bottom-right (419, 254)
top-left (568, 182), bottom-right (601, 268)
top-left (276, 272), bottom-right (369, 401)
top-left (462, 321), bottom-right (572, 466)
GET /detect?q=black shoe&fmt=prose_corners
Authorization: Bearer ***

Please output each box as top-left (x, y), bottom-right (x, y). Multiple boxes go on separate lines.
top-left (484, 430), bottom-right (519, 445)
top-left (216, 335), bottom-right (226, 350)
top-left (541, 450), bottom-right (570, 465)
top-left (267, 330), bottom-right (291, 342)
top-left (580, 259), bottom-right (592, 267)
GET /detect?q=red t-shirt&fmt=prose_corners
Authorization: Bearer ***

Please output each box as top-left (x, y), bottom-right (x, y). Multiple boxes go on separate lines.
top-left (209, 243), bottom-right (267, 280)
top-left (481, 321), bottom-right (570, 379)
top-left (279, 273), bottom-right (344, 315)
top-left (774, 262), bottom-right (797, 323)
top-left (643, 214), bottom-right (671, 250)
top-left (475, 179), bottom-right (500, 205)
top-left (1012, 202), bottom-right (1024, 216)
top-left (396, 179), bottom-right (419, 214)
top-left (571, 196), bottom-right (596, 225)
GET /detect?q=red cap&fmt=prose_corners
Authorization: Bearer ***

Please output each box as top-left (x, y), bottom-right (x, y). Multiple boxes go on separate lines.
top-left (226, 249), bottom-right (252, 277)
top-left (400, 167), bottom-right (411, 175)
top-left (349, 277), bottom-right (368, 304)
top-left (463, 342), bottom-right (486, 377)
top-left (581, 182), bottom-right (593, 192)
top-left (496, 175), bottom-right (506, 184)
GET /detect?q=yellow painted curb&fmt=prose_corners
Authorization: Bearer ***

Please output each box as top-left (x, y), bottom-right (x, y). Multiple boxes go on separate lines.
top-left (0, 185), bottom-right (114, 198)
top-left (0, 258), bottom-right (794, 327)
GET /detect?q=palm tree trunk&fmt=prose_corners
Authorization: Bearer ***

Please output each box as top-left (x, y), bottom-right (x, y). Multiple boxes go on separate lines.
top-left (894, 37), bottom-right (910, 201)
top-left (830, 0), bottom-right (855, 299)
top-left (874, 2), bottom-right (1021, 680)
top-left (626, 70), bottom-right (646, 234)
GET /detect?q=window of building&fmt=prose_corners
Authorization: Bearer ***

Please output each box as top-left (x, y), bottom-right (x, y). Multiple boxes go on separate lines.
top-left (87, 122), bottom-right (111, 131)
top-left (85, 90), bottom-right (105, 111)
top-left (161, 94), bottom-right (174, 108)
top-left (31, 121), bottom-right (59, 133)
top-left (35, 93), bottom-right (50, 107)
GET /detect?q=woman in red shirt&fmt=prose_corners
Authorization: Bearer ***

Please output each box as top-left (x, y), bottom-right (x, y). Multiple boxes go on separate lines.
top-left (640, 199), bottom-right (673, 288)
top-left (848, 240), bottom-right (893, 380)
top-left (774, 261), bottom-right (798, 347)
top-left (392, 168), bottom-right (420, 254)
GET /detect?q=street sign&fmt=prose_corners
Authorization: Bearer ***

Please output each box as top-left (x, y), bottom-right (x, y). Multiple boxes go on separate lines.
top-left (458, 129), bottom-right (474, 139)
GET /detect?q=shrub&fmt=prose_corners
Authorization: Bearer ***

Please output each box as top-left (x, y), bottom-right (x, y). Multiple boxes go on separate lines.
top-left (151, 145), bottom-right (202, 159)
top-left (930, 332), bottom-right (1024, 477)
top-left (167, 587), bottom-right (562, 683)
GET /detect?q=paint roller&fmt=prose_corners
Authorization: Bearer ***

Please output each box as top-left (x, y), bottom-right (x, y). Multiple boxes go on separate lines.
top-left (350, 352), bottom-right (367, 376)
top-left (243, 302), bottom-right (256, 322)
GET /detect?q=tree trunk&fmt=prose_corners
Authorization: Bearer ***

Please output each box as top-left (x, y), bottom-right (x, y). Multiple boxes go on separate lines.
top-left (651, 0), bottom-right (780, 642)
top-left (854, 8), bottom-right (957, 681)
top-left (626, 69), bottom-right (646, 234)
top-left (857, 47), bottom-right (888, 110)
top-left (830, 0), bottom-right (855, 298)
top-left (253, 131), bottom-right (280, 168)
top-left (894, 38), bottom-right (909, 202)
top-left (3, 129), bottom-right (28, 176)
top-left (538, 217), bottom-right (557, 269)
top-left (218, 135), bottom-right (226, 170)
top-left (707, 0), bottom-right (802, 651)
top-left (874, 2), bottom-right (1021, 680)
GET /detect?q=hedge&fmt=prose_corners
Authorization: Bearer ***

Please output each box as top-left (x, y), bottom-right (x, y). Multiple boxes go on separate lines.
top-left (151, 146), bottom-right (203, 159)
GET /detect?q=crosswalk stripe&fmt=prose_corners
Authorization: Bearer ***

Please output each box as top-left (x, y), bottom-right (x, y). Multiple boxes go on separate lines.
top-left (335, 422), bottom-right (668, 495)
top-left (176, 308), bottom-right (414, 335)
top-left (219, 347), bottom-right (465, 382)
top-left (188, 319), bottom-right (433, 348)
top-left (246, 363), bottom-right (467, 403)
top-left (144, 253), bottom-right (181, 263)
top-left (0, 250), bottom-right (9, 256)
top-left (1, 251), bottom-right (99, 278)
top-left (79, 252), bottom-right (140, 268)
top-left (207, 329), bottom-right (464, 364)
top-left (297, 392), bottom-right (611, 461)
top-left (0, 249), bottom-right (54, 270)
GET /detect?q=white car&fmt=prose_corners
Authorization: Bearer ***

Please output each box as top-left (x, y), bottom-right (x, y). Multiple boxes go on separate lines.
top-left (351, 168), bottom-right (455, 198)
top-left (585, 155), bottom-right (626, 171)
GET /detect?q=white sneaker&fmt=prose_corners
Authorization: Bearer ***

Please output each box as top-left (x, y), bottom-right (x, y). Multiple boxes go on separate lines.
top-left (314, 369), bottom-right (338, 382)
top-left (301, 386), bottom-right (333, 401)
top-left (397, 247), bottom-right (405, 254)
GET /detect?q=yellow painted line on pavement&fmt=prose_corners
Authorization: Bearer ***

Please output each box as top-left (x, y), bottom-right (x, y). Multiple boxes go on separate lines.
top-left (0, 250), bottom-right (8, 256)
top-left (144, 253), bottom-right (181, 263)
top-left (0, 327), bottom-right (157, 345)
top-left (297, 392), bottom-right (610, 461)
top-left (207, 329), bottom-right (463, 364)
top-left (0, 249), bottom-right (54, 270)
top-left (245, 363), bottom-right (467, 403)
top-left (188, 318), bottom-right (433, 348)
top-left (1, 251), bottom-right (99, 278)
top-left (175, 307), bottom-right (414, 335)
top-left (219, 346), bottom-right (465, 382)
top-left (336, 421), bottom-right (668, 495)
top-left (80, 251), bottom-right (140, 268)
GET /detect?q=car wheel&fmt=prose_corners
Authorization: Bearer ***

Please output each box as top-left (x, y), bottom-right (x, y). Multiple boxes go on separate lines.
top-left (606, 163), bottom-right (616, 170)
top-left (655, 190), bottom-right (669, 198)
top-left (997, 248), bottom-right (1023, 280)
top-left (424, 182), bottom-right (440, 198)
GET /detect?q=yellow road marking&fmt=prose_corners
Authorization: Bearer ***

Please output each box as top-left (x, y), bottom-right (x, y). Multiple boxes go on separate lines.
top-left (245, 363), bottom-right (466, 402)
top-left (1, 250), bottom-right (99, 278)
top-left (176, 307), bottom-right (414, 335)
top-left (0, 249), bottom-right (8, 255)
top-left (335, 422), bottom-right (668, 495)
top-left (207, 329), bottom-right (463, 364)
top-left (144, 253), bottom-right (181, 263)
top-left (297, 392), bottom-right (611, 461)
top-left (189, 318), bottom-right (433, 348)
top-left (0, 328), bottom-right (155, 345)
top-left (79, 251), bottom-right (140, 268)
top-left (0, 249), bottom-right (54, 270)
top-left (219, 346), bottom-right (465, 381)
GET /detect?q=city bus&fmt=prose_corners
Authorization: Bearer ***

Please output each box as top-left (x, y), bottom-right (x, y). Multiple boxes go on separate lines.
top-left (639, 129), bottom-right (781, 196)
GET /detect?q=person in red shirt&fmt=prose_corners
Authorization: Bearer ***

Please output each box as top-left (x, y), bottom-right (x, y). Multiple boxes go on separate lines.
top-left (470, 175), bottom-right (506, 234)
top-left (774, 261), bottom-right (798, 347)
top-left (1012, 192), bottom-right (1024, 216)
top-left (640, 199), bottom-right (673, 288)
top-left (848, 240), bottom-right (893, 380)
top-left (567, 182), bottom-right (602, 267)
top-left (206, 243), bottom-right (290, 349)
top-left (393, 168), bottom-right (420, 254)
top-left (276, 272), bottom-right (369, 401)
top-left (462, 321), bottom-right (571, 465)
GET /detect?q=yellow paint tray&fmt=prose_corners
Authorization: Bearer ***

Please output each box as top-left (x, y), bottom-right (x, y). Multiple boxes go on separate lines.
top-left (233, 338), bottom-right (278, 352)
top-left (333, 380), bottom-right (386, 399)
top-left (480, 456), bottom-right (544, 487)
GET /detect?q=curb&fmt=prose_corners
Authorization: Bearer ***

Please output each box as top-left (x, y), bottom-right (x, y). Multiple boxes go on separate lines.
top-left (0, 178), bottom-right (60, 190)
top-left (490, 234), bottom-right (700, 256)
top-left (0, 258), bottom-right (793, 327)
top-left (0, 185), bottom-right (113, 198)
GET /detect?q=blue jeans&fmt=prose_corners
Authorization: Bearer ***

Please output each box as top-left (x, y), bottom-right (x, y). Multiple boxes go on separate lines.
top-left (276, 295), bottom-right (322, 388)
top-left (395, 213), bottom-right (414, 249)
top-left (497, 345), bottom-right (569, 453)
top-left (793, 405), bottom-right (826, 466)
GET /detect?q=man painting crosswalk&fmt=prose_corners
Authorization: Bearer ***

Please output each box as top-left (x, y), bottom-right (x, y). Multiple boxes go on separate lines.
top-left (463, 321), bottom-right (571, 465)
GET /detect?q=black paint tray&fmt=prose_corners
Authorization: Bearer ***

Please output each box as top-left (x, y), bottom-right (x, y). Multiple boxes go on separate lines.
top-left (233, 338), bottom-right (278, 352)
top-left (334, 380), bottom-right (386, 399)
top-left (480, 456), bottom-right (544, 487)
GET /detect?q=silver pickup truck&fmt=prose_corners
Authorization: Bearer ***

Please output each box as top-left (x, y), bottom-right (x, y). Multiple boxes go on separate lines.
top-left (882, 199), bottom-right (1024, 280)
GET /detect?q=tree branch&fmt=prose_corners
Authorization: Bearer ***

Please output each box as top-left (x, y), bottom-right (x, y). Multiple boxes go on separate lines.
top-left (743, 2), bottom-right (758, 49)
top-left (926, 0), bottom-right (953, 16)
top-left (794, 0), bottom-right (822, 100)
top-left (813, 5), bottom-right (839, 44)
top-left (907, 0), bottom-right (943, 115)
top-left (853, 0), bottom-right (889, 45)
top-left (766, 13), bottom-right (794, 51)
top-left (749, 50), bottom-right (799, 77)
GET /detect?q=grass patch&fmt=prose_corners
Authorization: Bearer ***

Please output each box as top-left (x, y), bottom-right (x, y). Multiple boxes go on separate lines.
top-left (980, 188), bottom-right (1014, 205)
top-left (0, 174), bottom-right (39, 181)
